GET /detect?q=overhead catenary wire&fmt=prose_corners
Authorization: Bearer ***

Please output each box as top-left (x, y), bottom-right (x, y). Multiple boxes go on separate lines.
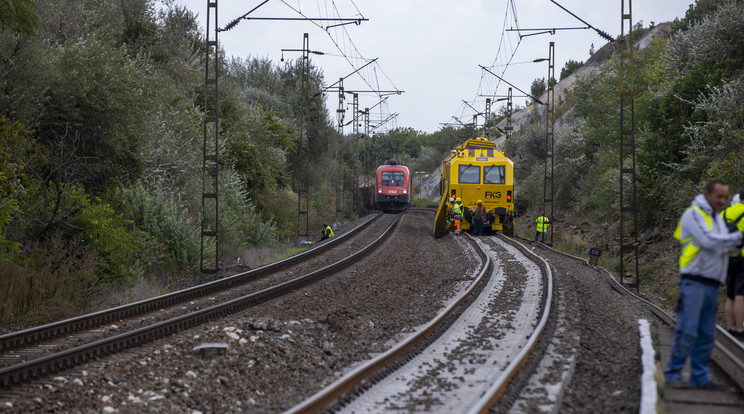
top-left (450, 0), bottom-right (523, 129)
top-left (548, 0), bottom-right (614, 41)
top-left (278, 0), bottom-right (401, 132)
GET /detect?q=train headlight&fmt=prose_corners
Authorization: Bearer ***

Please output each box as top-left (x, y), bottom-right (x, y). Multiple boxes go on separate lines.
top-left (378, 187), bottom-right (382, 193)
top-left (403, 188), bottom-right (407, 194)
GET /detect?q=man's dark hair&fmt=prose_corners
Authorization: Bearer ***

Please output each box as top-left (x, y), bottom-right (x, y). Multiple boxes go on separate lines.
top-left (704, 179), bottom-right (725, 193)
top-left (740, 184), bottom-right (744, 199)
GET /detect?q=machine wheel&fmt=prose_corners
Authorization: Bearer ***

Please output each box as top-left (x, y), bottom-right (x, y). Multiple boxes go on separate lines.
top-left (502, 221), bottom-right (514, 237)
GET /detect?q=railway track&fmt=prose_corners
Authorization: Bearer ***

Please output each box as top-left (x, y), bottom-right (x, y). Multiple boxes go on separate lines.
top-left (0, 213), bottom-right (399, 388)
top-left (525, 238), bottom-right (744, 412)
top-left (287, 233), bottom-right (556, 413)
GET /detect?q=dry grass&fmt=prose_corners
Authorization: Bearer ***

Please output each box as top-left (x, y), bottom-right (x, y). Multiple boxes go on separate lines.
top-left (237, 245), bottom-right (285, 269)
top-left (86, 277), bottom-right (163, 312)
top-left (0, 235), bottom-right (102, 327)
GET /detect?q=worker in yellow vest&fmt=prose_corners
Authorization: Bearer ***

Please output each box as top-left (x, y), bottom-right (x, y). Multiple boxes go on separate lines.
top-left (665, 180), bottom-right (743, 390)
top-left (319, 222), bottom-right (334, 241)
top-left (723, 187), bottom-right (744, 341)
top-left (452, 198), bottom-right (463, 235)
top-left (535, 212), bottom-right (549, 243)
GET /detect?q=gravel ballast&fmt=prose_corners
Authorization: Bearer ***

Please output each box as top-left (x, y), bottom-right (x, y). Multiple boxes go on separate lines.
top-left (526, 241), bottom-right (642, 413)
top-left (1, 211), bottom-right (475, 413)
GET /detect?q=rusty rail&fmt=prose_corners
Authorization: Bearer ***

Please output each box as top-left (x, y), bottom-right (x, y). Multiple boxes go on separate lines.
top-left (287, 232), bottom-right (553, 413)
top-left (0, 215), bottom-right (380, 353)
top-left (0, 214), bottom-right (396, 387)
top-left (523, 236), bottom-right (744, 394)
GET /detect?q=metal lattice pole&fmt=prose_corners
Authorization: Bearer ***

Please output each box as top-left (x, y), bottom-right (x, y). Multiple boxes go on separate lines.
top-left (335, 78), bottom-right (345, 224)
top-left (352, 93), bottom-right (361, 213)
top-left (619, 0), bottom-right (639, 291)
top-left (200, 0), bottom-right (219, 281)
top-left (297, 33), bottom-right (310, 241)
top-left (505, 87), bottom-right (513, 158)
top-left (364, 108), bottom-right (371, 208)
top-left (543, 42), bottom-right (555, 246)
top-left (484, 98), bottom-right (492, 139)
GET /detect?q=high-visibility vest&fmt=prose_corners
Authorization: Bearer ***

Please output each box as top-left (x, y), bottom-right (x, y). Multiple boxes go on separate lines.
top-left (453, 203), bottom-right (462, 215)
top-left (324, 225), bottom-right (334, 238)
top-left (722, 203), bottom-right (744, 256)
top-left (473, 205), bottom-right (485, 221)
top-left (536, 216), bottom-right (549, 232)
top-left (674, 205), bottom-right (712, 269)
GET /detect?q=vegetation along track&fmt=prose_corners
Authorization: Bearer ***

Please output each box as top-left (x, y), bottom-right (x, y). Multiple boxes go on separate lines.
top-left (288, 233), bottom-right (553, 413)
top-left (0, 213), bottom-right (399, 387)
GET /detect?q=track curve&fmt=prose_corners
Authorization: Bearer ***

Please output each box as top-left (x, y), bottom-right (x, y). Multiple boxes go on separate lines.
top-left (0, 214), bottom-right (399, 387)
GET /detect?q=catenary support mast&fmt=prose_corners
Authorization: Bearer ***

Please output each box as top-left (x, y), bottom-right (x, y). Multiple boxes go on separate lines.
top-left (543, 42), bottom-right (555, 246)
top-left (200, 0), bottom-right (219, 280)
top-left (297, 33), bottom-right (311, 241)
top-left (619, 0), bottom-right (639, 291)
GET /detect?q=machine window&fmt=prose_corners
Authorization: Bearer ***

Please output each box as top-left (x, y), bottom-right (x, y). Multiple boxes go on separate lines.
top-left (458, 165), bottom-right (480, 184)
top-left (484, 165), bottom-right (505, 184)
top-left (381, 171), bottom-right (405, 186)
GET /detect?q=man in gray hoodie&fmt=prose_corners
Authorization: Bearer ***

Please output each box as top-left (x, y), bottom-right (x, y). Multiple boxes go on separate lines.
top-left (665, 179), bottom-right (744, 389)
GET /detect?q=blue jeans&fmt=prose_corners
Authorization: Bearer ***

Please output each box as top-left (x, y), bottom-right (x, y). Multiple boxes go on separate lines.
top-left (535, 231), bottom-right (546, 242)
top-left (664, 278), bottom-right (719, 387)
top-left (473, 219), bottom-right (484, 236)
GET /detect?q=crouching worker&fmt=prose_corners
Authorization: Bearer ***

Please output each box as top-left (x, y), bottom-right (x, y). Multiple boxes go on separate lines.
top-left (319, 222), bottom-right (334, 241)
top-left (665, 179), bottom-right (744, 390)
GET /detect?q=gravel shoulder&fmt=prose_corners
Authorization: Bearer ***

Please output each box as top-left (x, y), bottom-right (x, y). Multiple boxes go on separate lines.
top-left (526, 241), bottom-right (642, 413)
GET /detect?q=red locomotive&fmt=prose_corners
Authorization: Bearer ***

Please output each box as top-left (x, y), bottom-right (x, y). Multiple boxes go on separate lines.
top-left (375, 160), bottom-right (412, 213)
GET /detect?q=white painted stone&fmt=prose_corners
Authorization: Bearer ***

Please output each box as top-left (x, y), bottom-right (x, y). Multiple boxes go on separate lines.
top-left (638, 319), bottom-right (658, 414)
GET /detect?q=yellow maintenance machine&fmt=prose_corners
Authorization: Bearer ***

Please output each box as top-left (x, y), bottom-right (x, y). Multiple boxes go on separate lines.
top-left (434, 137), bottom-right (515, 238)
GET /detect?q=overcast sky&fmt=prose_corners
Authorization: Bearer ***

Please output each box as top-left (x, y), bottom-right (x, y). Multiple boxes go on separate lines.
top-left (175, 0), bottom-right (693, 134)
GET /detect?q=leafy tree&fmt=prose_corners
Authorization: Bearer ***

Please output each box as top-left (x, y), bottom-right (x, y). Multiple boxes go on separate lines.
top-left (560, 59), bottom-right (584, 80)
top-left (36, 37), bottom-right (155, 190)
top-left (530, 77), bottom-right (546, 102)
top-left (223, 105), bottom-right (296, 196)
top-left (0, 0), bottom-right (38, 36)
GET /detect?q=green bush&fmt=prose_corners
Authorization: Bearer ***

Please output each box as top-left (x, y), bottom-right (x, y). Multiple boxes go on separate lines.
top-left (218, 170), bottom-right (277, 257)
top-left (66, 187), bottom-right (144, 285)
top-left (118, 183), bottom-right (200, 272)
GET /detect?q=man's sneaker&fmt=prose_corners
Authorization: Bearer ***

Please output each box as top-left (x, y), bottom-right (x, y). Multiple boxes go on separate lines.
top-left (665, 379), bottom-right (689, 389)
top-left (697, 381), bottom-right (729, 391)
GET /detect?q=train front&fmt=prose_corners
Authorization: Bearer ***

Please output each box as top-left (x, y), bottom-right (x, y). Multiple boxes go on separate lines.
top-left (439, 137), bottom-right (515, 236)
top-left (375, 163), bottom-right (411, 213)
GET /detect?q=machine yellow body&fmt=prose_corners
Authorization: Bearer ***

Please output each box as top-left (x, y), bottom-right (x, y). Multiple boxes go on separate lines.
top-left (434, 137), bottom-right (515, 238)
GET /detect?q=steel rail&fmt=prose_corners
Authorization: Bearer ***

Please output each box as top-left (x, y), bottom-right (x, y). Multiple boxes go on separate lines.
top-left (467, 234), bottom-right (553, 413)
top-left (285, 232), bottom-right (493, 414)
top-left (521, 236), bottom-right (744, 393)
top-left (0, 215), bottom-right (381, 353)
top-left (0, 214), bottom-right (397, 387)
top-left (287, 232), bottom-right (553, 413)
